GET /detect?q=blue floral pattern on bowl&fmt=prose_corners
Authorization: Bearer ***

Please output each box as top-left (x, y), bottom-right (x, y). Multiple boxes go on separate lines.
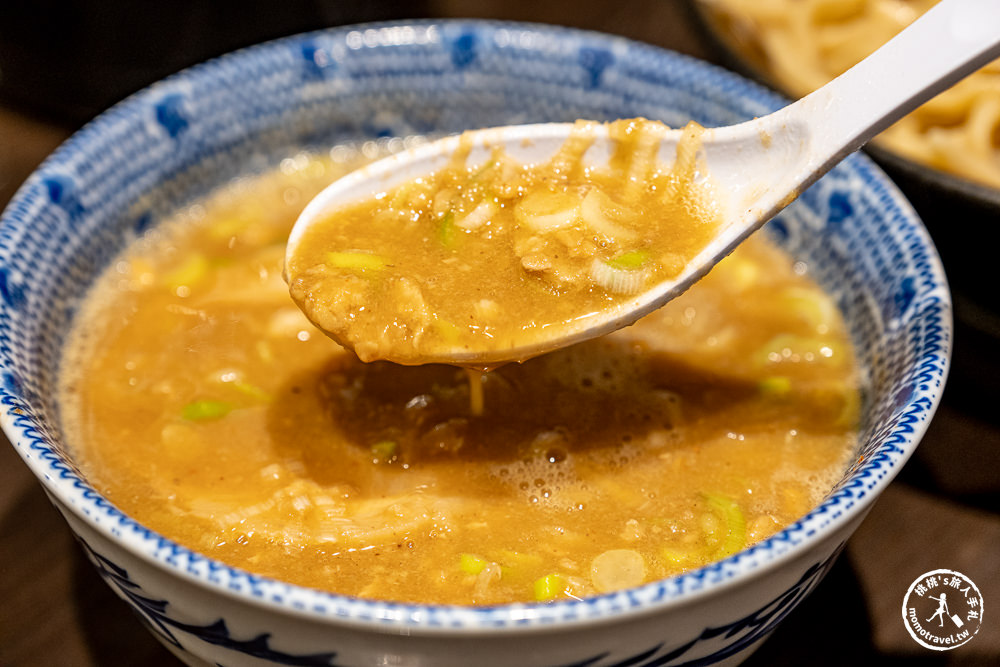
top-left (0, 19), bottom-right (950, 666)
top-left (76, 530), bottom-right (845, 667)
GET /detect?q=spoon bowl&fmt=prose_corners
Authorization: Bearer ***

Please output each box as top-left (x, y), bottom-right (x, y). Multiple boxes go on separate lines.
top-left (288, 0), bottom-right (1000, 366)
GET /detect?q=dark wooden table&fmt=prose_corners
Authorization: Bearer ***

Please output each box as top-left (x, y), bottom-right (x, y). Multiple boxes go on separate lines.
top-left (1, 2), bottom-right (998, 665)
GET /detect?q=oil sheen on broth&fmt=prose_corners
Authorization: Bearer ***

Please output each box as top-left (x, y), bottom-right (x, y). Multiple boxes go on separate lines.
top-left (60, 138), bottom-right (860, 606)
top-left (286, 119), bottom-right (721, 364)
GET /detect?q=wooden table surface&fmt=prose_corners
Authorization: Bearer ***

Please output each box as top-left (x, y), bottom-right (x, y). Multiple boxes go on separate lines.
top-left (1, 2), bottom-right (997, 665)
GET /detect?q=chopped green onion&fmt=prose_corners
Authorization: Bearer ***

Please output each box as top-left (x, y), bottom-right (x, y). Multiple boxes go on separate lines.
top-left (605, 250), bottom-right (650, 270)
top-left (533, 573), bottom-right (564, 602)
top-left (659, 496), bottom-right (746, 570)
top-left (590, 256), bottom-right (648, 294)
top-left (326, 251), bottom-right (387, 272)
top-left (469, 160), bottom-right (497, 182)
top-left (164, 254), bottom-right (209, 289)
top-left (181, 399), bottom-right (232, 421)
top-left (370, 440), bottom-right (398, 462)
top-left (438, 211), bottom-right (456, 248)
top-left (460, 553), bottom-right (488, 575)
top-left (660, 546), bottom-right (699, 568)
top-left (434, 318), bottom-right (462, 344)
top-left (703, 492), bottom-right (746, 559)
top-left (758, 376), bottom-right (792, 397)
top-left (233, 381), bottom-right (272, 402)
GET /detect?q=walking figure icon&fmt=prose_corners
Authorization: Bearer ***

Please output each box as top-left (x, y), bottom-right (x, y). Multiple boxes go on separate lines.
top-left (926, 593), bottom-right (964, 628)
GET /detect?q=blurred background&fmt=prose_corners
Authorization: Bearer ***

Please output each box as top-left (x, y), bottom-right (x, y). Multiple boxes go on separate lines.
top-left (1, 1), bottom-right (997, 665)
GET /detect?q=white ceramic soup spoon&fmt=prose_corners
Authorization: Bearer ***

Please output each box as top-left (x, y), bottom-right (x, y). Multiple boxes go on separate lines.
top-left (287, 0), bottom-right (1000, 366)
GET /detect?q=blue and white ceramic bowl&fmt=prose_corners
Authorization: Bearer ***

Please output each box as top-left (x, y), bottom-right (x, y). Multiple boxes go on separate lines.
top-left (0, 20), bottom-right (951, 667)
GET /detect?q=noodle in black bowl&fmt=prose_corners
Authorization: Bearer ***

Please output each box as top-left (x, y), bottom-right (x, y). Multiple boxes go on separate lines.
top-left (690, 0), bottom-right (999, 409)
top-left (0, 20), bottom-right (950, 667)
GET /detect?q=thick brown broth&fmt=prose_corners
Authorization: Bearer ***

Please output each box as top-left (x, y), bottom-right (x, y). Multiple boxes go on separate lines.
top-left (286, 119), bottom-right (722, 364)
top-left (60, 146), bottom-right (859, 606)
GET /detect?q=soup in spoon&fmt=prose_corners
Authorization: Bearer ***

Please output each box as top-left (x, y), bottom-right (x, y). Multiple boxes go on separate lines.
top-left (285, 119), bottom-right (721, 365)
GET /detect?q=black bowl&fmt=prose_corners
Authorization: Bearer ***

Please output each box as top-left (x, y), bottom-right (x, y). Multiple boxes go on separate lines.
top-left (688, 0), bottom-right (1000, 413)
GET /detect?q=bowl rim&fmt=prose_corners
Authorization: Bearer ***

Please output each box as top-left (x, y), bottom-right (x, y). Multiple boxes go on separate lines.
top-left (0, 18), bottom-right (952, 634)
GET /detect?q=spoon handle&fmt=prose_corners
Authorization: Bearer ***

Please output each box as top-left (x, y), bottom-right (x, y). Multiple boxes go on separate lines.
top-left (786, 0), bottom-right (1000, 179)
